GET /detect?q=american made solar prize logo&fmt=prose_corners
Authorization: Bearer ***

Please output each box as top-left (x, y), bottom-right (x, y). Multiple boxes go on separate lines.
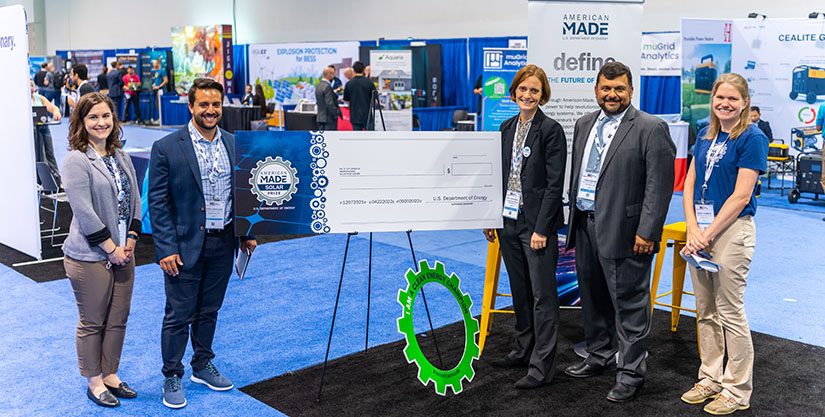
top-left (249, 156), bottom-right (299, 205)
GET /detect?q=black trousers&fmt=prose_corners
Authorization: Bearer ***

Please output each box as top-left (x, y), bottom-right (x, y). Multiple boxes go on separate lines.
top-left (351, 120), bottom-right (374, 131)
top-left (161, 227), bottom-right (234, 378)
top-left (498, 214), bottom-right (560, 382)
top-left (123, 93), bottom-right (142, 122)
top-left (34, 125), bottom-right (59, 179)
top-left (318, 121), bottom-right (337, 131)
top-left (574, 213), bottom-right (652, 387)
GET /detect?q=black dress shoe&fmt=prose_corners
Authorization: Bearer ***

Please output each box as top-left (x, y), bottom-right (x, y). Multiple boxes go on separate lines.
top-left (86, 387), bottom-right (120, 407)
top-left (564, 361), bottom-right (607, 378)
top-left (514, 375), bottom-right (551, 389)
top-left (105, 382), bottom-right (138, 399)
top-left (606, 381), bottom-right (643, 403)
top-left (490, 356), bottom-right (529, 368)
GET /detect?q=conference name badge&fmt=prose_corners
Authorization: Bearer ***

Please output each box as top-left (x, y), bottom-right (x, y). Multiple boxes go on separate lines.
top-left (249, 156), bottom-right (300, 205)
top-left (522, 146), bottom-right (531, 158)
top-left (503, 190), bottom-right (521, 219)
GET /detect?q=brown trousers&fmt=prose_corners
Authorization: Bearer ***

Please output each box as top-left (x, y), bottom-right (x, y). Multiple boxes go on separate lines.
top-left (64, 256), bottom-right (135, 377)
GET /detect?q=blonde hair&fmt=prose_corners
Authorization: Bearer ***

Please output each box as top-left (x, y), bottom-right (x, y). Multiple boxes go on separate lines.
top-left (702, 73), bottom-right (751, 140)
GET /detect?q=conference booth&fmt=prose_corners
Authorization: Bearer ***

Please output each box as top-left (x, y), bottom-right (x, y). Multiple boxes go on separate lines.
top-left (2, 1), bottom-right (824, 415)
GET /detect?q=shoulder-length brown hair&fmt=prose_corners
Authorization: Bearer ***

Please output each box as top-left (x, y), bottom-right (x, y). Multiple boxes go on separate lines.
top-left (509, 64), bottom-right (551, 106)
top-left (68, 92), bottom-right (123, 155)
top-left (702, 73), bottom-right (751, 141)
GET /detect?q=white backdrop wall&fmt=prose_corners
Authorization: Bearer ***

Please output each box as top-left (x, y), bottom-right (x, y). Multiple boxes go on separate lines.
top-left (0, 5), bottom-right (42, 259)
top-left (1, 0), bottom-right (815, 54)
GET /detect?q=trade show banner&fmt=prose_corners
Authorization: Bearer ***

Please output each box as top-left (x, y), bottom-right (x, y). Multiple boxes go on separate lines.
top-left (171, 24), bottom-right (234, 95)
top-left (248, 41), bottom-right (358, 105)
top-left (681, 18), bottom-right (732, 134)
top-left (641, 31), bottom-right (681, 76)
top-left (731, 18), bottom-right (825, 153)
top-left (369, 49), bottom-right (413, 131)
top-left (528, 0), bottom-right (643, 150)
top-left (139, 50), bottom-right (174, 92)
top-left (481, 48), bottom-right (527, 131)
top-left (71, 50), bottom-right (105, 89)
top-left (0, 5), bottom-right (41, 259)
top-left (29, 56), bottom-right (48, 79)
top-left (233, 130), bottom-right (502, 236)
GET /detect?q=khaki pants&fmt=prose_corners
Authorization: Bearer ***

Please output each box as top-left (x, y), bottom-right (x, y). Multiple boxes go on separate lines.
top-left (688, 215), bottom-right (755, 405)
top-left (64, 256), bottom-right (135, 377)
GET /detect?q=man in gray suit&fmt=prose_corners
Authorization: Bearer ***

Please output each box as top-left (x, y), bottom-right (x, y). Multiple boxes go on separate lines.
top-left (315, 67), bottom-right (340, 131)
top-left (564, 62), bottom-right (675, 402)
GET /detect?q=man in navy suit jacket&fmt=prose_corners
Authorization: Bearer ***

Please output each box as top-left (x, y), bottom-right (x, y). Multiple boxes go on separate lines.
top-left (106, 61), bottom-right (124, 118)
top-left (148, 78), bottom-right (257, 409)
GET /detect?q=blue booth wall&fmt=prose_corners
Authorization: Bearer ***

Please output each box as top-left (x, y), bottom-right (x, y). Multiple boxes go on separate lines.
top-left (56, 39), bottom-right (681, 129)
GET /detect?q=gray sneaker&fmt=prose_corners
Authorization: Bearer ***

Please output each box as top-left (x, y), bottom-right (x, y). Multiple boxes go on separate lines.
top-left (162, 376), bottom-right (186, 409)
top-left (191, 362), bottom-right (234, 391)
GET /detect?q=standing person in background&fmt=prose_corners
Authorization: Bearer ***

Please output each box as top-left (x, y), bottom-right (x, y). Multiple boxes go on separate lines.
top-left (107, 61), bottom-right (125, 121)
top-left (41, 61), bottom-right (61, 106)
top-left (31, 78), bottom-right (63, 184)
top-left (254, 84), bottom-right (268, 118)
top-left (62, 92), bottom-right (142, 408)
top-left (122, 67), bottom-right (143, 124)
top-left (680, 73), bottom-right (768, 416)
top-left (482, 64), bottom-right (566, 389)
top-left (34, 62), bottom-right (49, 92)
top-left (344, 61), bottom-right (376, 131)
top-left (148, 78), bottom-right (257, 409)
top-left (328, 64), bottom-right (343, 93)
top-left (316, 67), bottom-right (341, 131)
top-left (150, 59), bottom-right (168, 125)
top-left (564, 62), bottom-right (675, 403)
top-left (748, 106), bottom-right (772, 141)
top-left (97, 67), bottom-right (109, 95)
top-left (67, 64), bottom-right (95, 109)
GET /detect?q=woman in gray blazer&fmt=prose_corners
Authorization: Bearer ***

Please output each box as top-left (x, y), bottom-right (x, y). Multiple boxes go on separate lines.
top-left (62, 92), bottom-right (141, 408)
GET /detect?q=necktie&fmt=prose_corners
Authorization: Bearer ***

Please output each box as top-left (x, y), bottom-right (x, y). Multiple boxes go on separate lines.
top-left (586, 116), bottom-right (612, 173)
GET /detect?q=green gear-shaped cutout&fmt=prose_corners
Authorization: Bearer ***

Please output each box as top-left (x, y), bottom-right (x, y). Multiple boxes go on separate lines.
top-left (397, 260), bottom-right (480, 395)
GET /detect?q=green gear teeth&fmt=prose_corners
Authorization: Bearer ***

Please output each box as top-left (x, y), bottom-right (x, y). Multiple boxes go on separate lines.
top-left (396, 260), bottom-right (480, 395)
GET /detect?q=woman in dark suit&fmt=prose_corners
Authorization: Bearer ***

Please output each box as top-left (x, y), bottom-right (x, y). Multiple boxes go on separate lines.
top-left (483, 64), bottom-right (567, 389)
top-left (62, 92), bottom-right (142, 407)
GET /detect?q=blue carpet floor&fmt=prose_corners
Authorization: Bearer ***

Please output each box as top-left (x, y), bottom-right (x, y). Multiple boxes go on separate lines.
top-left (8, 123), bottom-right (823, 415)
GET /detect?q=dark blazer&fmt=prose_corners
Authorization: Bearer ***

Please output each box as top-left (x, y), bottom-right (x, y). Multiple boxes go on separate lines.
top-left (499, 110), bottom-right (567, 236)
top-left (315, 79), bottom-right (340, 124)
top-left (106, 69), bottom-right (124, 98)
top-left (566, 105), bottom-right (676, 259)
top-left (148, 126), bottom-right (251, 269)
top-left (756, 119), bottom-right (773, 141)
top-left (97, 72), bottom-right (108, 90)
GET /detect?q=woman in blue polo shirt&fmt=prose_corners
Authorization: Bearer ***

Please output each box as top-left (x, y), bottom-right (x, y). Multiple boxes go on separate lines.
top-left (680, 73), bottom-right (768, 415)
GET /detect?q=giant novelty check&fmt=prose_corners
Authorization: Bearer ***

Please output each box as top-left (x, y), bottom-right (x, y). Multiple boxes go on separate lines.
top-left (233, 131), bottom-right (503, 235)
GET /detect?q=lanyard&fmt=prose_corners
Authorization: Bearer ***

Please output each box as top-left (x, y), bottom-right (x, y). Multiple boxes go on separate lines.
top-left (193, 137), bottom-right (222, 190)
top-left (592, 116), bottom-right (614, 170)
top-left (510, 120), bottom-right (531, 179)
top-left (701, 134), bottom-right (728, 203)
top-left (107, 156), bottom-right (126, 204)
